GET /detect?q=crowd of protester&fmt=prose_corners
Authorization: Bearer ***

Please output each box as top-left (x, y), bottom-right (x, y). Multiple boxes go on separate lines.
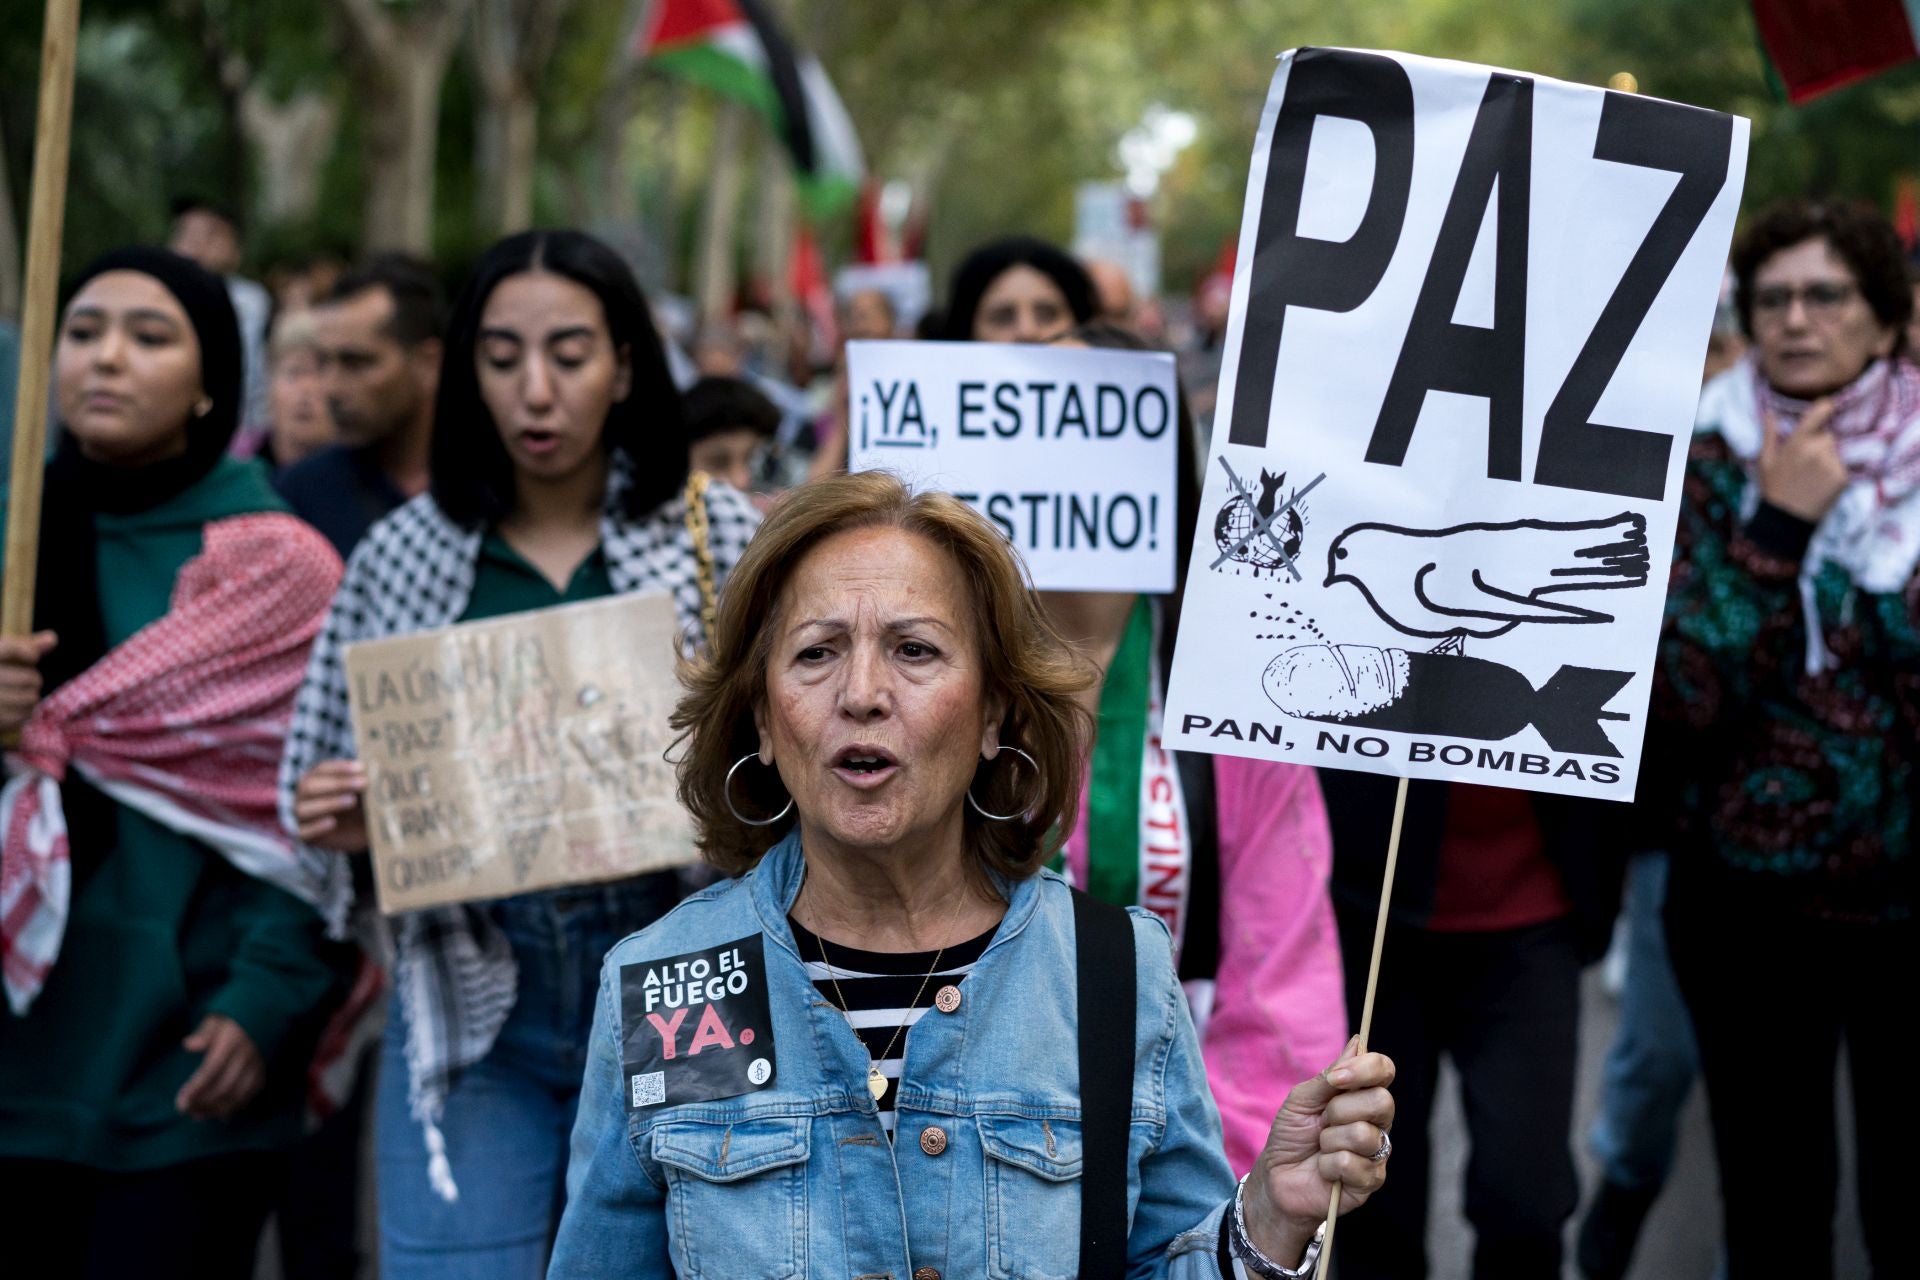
top-left (0, 180), bottom-right (1911, 1280)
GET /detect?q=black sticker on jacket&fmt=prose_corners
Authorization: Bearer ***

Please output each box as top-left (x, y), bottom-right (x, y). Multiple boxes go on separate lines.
top-left (619, 933), bottom-right (776, 1111)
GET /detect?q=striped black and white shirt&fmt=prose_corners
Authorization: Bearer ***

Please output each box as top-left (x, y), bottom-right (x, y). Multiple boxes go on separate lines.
top-left (790, 917), bottom-right (996, 1136)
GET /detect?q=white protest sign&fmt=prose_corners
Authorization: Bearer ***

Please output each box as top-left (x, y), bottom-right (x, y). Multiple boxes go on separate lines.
top-left (847, 340), bottom-right (1178, 592)
top-left (1163, 48), bottom-right (1748, 801)
top-left (344, 592), bottom-right (697, 913)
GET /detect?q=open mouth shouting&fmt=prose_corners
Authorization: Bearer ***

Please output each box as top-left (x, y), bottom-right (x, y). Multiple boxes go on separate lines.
top-left (832, 744), bottom-right (900, 789)
top-left (517, 427), bottom-right (562, 456)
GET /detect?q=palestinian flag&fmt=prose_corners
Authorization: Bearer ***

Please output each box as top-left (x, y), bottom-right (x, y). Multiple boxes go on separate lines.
top-left (1752, 0), bottom-right (1920, 102)
top-left (635, 0), bottom-right (864, 216)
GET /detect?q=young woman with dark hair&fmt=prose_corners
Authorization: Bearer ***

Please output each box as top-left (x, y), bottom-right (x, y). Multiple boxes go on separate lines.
top-left (279, 230), bottom-right (759, 1278)
top-left (0, 249), bottom-right (349, 1278)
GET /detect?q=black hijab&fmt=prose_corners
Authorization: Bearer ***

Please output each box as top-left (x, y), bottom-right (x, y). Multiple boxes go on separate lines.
top-left (940, 236), bottom-right (1096, 342)
top-left (29, 248), bottom-right (240, 869)
top-left (35, 247), bottom-right (242, 693)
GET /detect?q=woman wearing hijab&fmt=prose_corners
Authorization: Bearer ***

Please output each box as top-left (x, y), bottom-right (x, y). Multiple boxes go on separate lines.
top-left (1654, 199), bottom-right (1918, 1276)
top-left (0, 249), bottom-right (350, 1277)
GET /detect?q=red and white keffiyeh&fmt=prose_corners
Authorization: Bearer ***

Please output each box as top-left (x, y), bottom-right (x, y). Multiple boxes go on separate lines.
top-left (1697, 355), bottom-right (1920, 672)
top-left (1, 513), bottom-right (348, 1014)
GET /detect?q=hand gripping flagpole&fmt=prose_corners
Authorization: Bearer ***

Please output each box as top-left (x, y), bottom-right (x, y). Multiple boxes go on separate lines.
top-left (1317, 773), bottom-right (1409, 1277)
top-left (3, 0), bottom-right (83, 643)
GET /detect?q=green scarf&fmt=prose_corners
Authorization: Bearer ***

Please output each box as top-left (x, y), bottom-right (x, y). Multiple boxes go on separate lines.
top-left (1062, 597), bottom-right (1154, 906)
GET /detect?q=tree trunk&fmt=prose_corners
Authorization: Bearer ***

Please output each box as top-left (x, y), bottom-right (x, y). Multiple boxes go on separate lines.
top-left (338, 0), bottom-right (473, 254)
top-left (696, 102), bottom-right (747, 325)
top-left (585, 0), bottom-right (651, 227)
top-left (471, 0), bottom-right (575, 238)
top-left (498, 82), bottom-right (538, 233)
top-left (587, 70), bottom-right (638, 227)
top-left (363, 60), bottom-right (447, 252)
top-left (656, 83), bottom-right (693, 291)
top-left (473, 82), bottom-right (505, 233)
top-left (240, 90), bottom-right (341, 228)
top-left (754, 137), bottom-right (794, 296)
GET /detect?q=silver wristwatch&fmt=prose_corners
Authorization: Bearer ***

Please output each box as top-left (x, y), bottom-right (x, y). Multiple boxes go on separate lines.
top-left (1227, 1173), bottom-right (1326, 1279)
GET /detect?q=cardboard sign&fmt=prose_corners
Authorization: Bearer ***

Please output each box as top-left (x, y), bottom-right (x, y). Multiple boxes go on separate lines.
top-left (344, 592), bottom-right (697, 913)
top-left (621, 934), bottom-right (778, 1111)
top-left (847, 340), bottom-right (1179, 592)
top-left (1163, 48), bottom-right (1749, 801)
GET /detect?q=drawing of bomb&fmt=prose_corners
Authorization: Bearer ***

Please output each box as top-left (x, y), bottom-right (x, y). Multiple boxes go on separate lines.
top-left (1263, 644), bottom-right (1633, 757)
top-left (1324, 513), bottom-right (1650, 642)
top-left (1211, 458), bottom-right (1323, 580)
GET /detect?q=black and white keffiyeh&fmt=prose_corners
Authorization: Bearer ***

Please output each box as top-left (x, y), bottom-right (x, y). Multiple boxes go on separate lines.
top-left (277, 463), bottom-right (758, 1200)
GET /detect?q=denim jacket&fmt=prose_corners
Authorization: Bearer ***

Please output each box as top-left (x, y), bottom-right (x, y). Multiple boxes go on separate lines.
top-left (550, 830), bottom-right (1240, 1279)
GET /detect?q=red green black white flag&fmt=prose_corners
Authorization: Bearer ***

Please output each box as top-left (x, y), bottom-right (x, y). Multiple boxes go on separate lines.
top-left (635, 0), bottom-right (865, 216)
top-left (1751, 0), bottom-right (1920, 102)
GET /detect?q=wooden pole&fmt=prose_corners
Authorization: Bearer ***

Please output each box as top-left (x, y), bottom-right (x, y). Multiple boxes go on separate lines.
top-left (1316, 773), bottom-right (1410, 1278)
top-left (3, 0), bottom-right (83, 637)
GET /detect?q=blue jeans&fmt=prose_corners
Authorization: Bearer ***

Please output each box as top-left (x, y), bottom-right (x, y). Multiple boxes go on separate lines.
top-left (1587, 851), bottom-right (1699, 1190)
top-left (376, 875), bottom-right (678, 1280)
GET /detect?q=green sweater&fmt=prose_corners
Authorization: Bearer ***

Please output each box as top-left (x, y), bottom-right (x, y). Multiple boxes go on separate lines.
top-left (0, 457), bottom-right (346, 1171)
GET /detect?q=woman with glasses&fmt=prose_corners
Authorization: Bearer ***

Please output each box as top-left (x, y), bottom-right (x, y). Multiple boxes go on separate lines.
top-left (1651, 200), bottom-right (1917, 1277)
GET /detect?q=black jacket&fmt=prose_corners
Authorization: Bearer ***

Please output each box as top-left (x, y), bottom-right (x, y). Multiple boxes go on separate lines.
top-left (1318, 771), bottom-right (1629, 964)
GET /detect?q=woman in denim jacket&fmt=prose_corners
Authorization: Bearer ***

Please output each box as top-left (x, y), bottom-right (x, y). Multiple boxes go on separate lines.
top-left (551, 473), bottom-right (1396, 1278)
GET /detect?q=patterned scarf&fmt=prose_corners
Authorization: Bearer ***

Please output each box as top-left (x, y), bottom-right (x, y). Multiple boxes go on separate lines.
top-left (1, 514), bottom-right (350, 1012)
top-left (1754, 355), bottom-right (1920, 501)
top-left (1695, 354), bottom-right (1920, 669)
top-left (278, 464), bottom-right (761, 1201)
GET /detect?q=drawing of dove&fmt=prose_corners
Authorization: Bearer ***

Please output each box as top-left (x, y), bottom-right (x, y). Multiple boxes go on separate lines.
top-left (1324, 513), bottom-right (1650, 641)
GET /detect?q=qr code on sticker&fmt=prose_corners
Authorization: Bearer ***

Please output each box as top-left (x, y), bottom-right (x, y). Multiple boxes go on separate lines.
top-left (630, 1071), bottom-right (665, 1108)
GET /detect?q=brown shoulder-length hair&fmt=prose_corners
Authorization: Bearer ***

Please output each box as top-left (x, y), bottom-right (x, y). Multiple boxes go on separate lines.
top-left (672, 470), bottom-right (1095, 879)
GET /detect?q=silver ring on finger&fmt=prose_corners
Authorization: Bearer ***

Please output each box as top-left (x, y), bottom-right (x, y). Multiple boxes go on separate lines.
top-left (1371, 1129), bottom-right (1392, 1163)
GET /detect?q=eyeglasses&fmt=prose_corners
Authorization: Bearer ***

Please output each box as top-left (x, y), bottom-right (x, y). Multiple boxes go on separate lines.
top-left (1751, 281), bottom-right (1860, 321)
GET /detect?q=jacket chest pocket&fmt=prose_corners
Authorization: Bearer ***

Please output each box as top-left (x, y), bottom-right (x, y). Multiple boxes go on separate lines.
top-left (652, 1117), bottom-right (810, 1280)
top-left (980, 1114), bottom-right (1085, 1280)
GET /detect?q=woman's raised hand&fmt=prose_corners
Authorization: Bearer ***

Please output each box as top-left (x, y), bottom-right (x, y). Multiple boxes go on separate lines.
top-left (292, 758), bottom-right (370, 851)
top-left (0, 631), bottom-right (57, 736)
top-left (1759, 401), bottom-right (1850, 523)
top-left (1241, 1036), bottom-right (1397, 1263)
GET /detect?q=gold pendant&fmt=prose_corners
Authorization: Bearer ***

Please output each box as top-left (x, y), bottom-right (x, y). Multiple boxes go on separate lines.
top-left (867, 1064), bottom-right (888, 1101)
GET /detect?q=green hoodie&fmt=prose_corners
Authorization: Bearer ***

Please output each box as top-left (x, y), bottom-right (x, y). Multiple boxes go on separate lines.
top-left (0, 456), bottom-right (348, 1171)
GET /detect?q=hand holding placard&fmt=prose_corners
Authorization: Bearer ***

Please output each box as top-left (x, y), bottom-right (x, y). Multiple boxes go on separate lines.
top-left (1158, 48), bottom-right (1749, 1276)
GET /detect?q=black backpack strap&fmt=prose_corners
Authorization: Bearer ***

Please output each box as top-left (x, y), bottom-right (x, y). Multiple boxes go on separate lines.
top-left (1172, 749), bottom-right (1221, 984)
top-left (1074, 887), bottom-right (1137, 1276)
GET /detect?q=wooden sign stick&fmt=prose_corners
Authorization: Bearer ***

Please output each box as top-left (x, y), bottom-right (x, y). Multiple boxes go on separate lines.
top-left (1316, 773), bottom-right (1409, 1278)
top-left (3, 0), bottom-right (84, 637)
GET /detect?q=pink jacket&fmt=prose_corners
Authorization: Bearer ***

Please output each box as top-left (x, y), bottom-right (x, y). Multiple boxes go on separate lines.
top-left (1066, 756), bottom-right (1347, 1173)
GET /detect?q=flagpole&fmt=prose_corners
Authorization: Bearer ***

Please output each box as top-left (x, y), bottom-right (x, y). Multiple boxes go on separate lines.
top-left (1317, 773), bottom-right (1409, 1277)
top-left (4, 0), bottom-right (83, 639)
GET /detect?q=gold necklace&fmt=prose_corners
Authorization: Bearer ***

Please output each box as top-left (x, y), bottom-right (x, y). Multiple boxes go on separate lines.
top-left (810, 892), bottom-right (967, 1104)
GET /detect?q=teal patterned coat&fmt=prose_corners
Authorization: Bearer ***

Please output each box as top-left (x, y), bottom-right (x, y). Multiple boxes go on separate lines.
top-left (1652, 434), bottom-right (1918, 925)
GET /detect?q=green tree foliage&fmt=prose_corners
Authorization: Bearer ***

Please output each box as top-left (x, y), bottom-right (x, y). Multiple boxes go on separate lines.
top-left (1, 0), bottom-right (1914, 296)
